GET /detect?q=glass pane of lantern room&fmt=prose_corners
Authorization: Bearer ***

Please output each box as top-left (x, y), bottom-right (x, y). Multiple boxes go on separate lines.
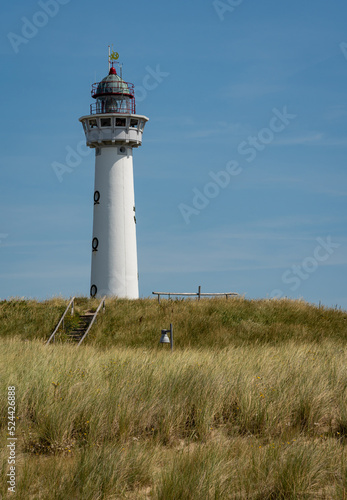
top-left (118, 97), bottom-right (131, 113)
top-left (104, 97), bottom-right (118, 113)
top-left (95, 99), bottom-right (104, 113)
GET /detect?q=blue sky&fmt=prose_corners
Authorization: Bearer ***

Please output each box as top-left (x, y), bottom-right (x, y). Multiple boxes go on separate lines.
top-left (1, 0), bottom-right (347, 308)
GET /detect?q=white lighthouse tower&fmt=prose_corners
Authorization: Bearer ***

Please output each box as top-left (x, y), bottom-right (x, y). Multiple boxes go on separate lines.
top-left (79, 54), bottom-right (148, 298)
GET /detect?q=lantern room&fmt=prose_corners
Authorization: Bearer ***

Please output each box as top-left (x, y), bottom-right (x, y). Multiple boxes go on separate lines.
top-left (90, 65), bottom-right (136, 114)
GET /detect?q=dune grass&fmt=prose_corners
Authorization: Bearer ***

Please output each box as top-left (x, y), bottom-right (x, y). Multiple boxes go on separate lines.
top-left (1, 296), bottom-right (346, 347)
top-left (0, 297), bottom-right (346, 498)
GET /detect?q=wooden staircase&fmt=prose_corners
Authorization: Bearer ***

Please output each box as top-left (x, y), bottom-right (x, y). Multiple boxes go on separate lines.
top-left (66, 312), bottom-right (94, 343)
top-left (46, 296), bottom-right (106, 346)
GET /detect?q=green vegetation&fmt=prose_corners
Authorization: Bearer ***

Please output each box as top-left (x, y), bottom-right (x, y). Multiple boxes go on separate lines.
top-left (1, 296), bottom-right (346, 347)
top-left (0, 297), bottom-right (346, 498)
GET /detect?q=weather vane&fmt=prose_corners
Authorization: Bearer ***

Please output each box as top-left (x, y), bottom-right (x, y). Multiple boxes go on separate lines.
top-left (110, 50), bottom-right (119, 61)
top-left (108, 45), bottom-right (119, 70)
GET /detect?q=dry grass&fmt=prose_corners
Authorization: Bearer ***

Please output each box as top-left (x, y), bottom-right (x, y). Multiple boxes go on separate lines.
top-left (0, 297), bottom-right (346, 498)
top-left (1, 296), bottom-right (346, 348)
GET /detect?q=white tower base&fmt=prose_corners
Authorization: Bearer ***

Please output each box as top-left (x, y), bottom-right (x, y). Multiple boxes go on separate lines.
top-left (92, 146), bottom-right (138, 298)
top-left (79, 113), bottom-right (148, 299)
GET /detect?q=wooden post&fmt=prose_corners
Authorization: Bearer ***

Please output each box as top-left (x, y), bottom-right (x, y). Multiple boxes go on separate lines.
top-left (198, 285), bottom-right (201, 301)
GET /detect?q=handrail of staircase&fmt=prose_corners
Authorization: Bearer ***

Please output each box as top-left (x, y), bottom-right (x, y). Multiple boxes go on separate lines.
top-left (77, 296), bottom-right (106, 346)
top-left (46, 297), bottom-right (75, 345)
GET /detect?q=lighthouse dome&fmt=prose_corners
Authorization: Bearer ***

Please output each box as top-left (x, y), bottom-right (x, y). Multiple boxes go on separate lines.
top-left (90, 65), bottom-right (136, 114)
top-left (94, 67), bottom-right (133, 98)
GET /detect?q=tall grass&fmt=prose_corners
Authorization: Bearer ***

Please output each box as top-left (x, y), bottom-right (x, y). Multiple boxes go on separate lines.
top-left (0, 308), bottom-right (346, 500)
top-left (1, 296), bottom-right (346, 348)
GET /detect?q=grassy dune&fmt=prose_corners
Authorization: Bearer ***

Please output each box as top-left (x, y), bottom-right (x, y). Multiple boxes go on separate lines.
top-left (1, 296), bottom-right (346, 347)
top-left (0, 297), bottom-right (346, 498)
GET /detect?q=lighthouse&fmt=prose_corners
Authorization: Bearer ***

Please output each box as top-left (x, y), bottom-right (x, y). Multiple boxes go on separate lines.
top-left (79, 54), bottom-right (149, 298)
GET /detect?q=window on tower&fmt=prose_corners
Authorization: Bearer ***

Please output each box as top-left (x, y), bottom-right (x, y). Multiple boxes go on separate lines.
top-left (130, 119), bottom-right (138, 129)
top-left (89, 119), bottom-right (97, 129)
top-left (92, 238), bottom-right (99, 252)
top-left (94, 191), bottom-right (100, 204)
top-left (116, 118), bottom-right (126, 127)
top-left (100, 118), bottom-right (111, 127)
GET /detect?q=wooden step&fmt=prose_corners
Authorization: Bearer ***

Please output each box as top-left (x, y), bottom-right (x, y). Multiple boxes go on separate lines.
top-left (67, 312), bottom-right (95, 342)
